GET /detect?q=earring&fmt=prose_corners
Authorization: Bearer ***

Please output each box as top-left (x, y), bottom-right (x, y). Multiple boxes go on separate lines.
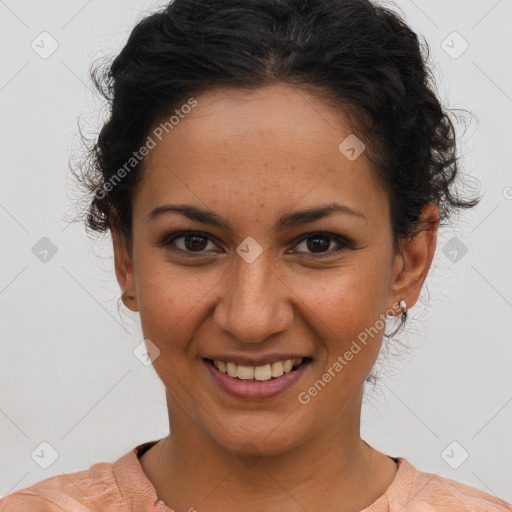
top-left (384, 299), bottom-right (407, 338)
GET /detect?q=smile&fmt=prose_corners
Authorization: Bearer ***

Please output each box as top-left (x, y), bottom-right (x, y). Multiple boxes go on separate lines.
top-left (210, 358), bottom-right (307, 381)
top-left (203, 357), bottom-right (312, 400)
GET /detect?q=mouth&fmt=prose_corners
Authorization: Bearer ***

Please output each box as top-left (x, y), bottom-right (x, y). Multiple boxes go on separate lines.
top-left (203, 357), bottom-right (312, 380)
top-left (202, 357), bottom-right (313, 400)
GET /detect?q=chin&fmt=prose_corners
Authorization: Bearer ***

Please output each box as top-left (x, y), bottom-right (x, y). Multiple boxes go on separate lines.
top-left (211, 420), bottom-right (308, 460)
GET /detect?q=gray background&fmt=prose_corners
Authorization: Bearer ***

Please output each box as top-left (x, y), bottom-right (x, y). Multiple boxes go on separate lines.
top-left (1, 0), bottom-right (511, 504)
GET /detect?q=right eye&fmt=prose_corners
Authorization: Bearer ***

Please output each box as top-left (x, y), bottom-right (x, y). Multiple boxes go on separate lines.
top-left (159, 230), bottom-right (222, 256)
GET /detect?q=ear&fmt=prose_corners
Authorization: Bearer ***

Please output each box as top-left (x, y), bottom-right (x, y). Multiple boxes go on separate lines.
top-left (112, 228), bottom-right (139, 312)
top-left (388, 202), bottom-right (440, 313)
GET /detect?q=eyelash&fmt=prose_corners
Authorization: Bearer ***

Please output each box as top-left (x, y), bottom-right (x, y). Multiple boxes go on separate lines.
top-left (158, 230), bottom-right (353, 258)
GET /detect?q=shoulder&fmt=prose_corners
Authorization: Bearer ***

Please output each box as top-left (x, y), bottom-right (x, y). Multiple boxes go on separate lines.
top-left (0, 461), bottom-right (123, 512)
top-left (394, 458), bottom-right (512, 512)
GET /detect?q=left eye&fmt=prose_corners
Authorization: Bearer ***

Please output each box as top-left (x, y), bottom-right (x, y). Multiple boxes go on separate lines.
top-left (293, 232), bottom-right (350, 257)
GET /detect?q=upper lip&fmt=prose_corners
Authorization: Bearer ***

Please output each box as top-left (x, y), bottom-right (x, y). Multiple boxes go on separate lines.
top-left (203, 354), bottom-right (312, 367)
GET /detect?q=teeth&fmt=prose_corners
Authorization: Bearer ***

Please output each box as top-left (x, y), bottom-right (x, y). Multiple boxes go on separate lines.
top-left (254, 364), bottom-right (272, 381)
top-left (226, 362), bottom-right (238, 378)
top-left (283, 359), bottom-right (293, 373)
top-left (237, 365), bottom-right (254, 380)
top-left (271, 361), bottom-right (284, 378)
top-left (212, 358), bottom-right (304, 381)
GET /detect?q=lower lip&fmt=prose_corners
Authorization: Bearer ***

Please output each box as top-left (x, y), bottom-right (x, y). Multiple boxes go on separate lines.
top-left (203, 359), bottom-right (311, 400)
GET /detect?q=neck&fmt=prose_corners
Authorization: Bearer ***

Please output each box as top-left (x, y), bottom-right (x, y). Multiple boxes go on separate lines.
top-left (141, 386), bottom-right (396, 512)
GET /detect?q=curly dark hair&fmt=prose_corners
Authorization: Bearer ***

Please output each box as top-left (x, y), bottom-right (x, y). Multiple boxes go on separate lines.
top-left (70, 0), bottom-right (480, 257)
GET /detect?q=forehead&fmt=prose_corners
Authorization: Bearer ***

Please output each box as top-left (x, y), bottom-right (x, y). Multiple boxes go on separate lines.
top-left (135, 83), bottom-right (388, 226)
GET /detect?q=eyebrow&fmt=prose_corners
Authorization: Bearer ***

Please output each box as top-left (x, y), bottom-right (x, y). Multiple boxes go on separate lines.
top-left (146, 202), bottom-right (366, 231)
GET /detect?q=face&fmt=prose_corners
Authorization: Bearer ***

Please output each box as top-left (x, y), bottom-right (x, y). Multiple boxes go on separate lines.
top-left (113, 83), bottom-right (438, 457)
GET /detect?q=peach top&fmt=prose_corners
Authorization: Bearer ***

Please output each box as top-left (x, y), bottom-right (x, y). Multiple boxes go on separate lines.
top-left (1, 440), bottom-right (510, 511)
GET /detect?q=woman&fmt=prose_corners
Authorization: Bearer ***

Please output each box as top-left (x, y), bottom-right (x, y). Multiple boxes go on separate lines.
top-left (1, 0), bottom-right (510, 511)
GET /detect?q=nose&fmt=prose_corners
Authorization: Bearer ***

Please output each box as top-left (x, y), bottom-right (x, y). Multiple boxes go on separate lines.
top-left (212, 254), bottom-right (294, 344)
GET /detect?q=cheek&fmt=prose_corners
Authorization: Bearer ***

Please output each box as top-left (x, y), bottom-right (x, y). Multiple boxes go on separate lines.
top-left (289, 258), bottom-right (385, 321)
top-left (134, 264), bottom-right (205, 349)
top-left (134, 260), bottom-right (230, 373)
top-left (288, 265), bottom-right (387, 374)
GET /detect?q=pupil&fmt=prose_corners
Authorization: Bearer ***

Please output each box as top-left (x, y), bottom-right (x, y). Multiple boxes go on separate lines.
top-left (186, 234), bottom-right (207, 251)
top-left (308, 236), bottom-right (329, 252)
